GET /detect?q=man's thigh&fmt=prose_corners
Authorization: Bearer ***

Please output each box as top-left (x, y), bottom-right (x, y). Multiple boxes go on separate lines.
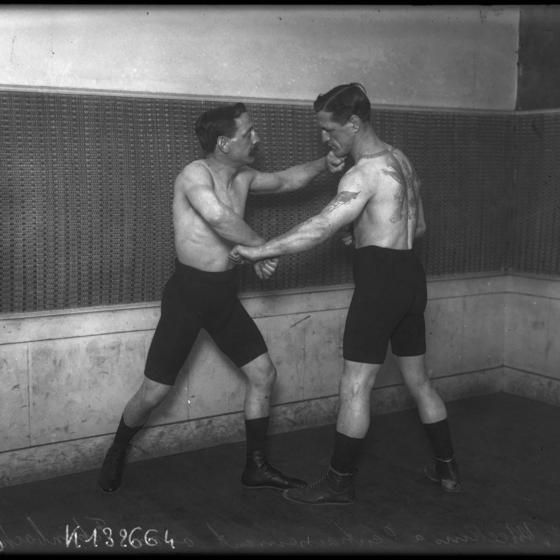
top-left (208, 298), bottom-right (268, 369)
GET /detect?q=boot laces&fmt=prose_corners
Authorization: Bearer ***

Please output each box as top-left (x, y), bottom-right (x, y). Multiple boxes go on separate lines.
top-left (307, 471), bottom-right (329, 489)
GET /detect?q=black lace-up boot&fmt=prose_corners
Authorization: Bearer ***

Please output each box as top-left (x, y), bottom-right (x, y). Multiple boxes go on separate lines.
top-left (241, 451), bottom-right (307, 490)
top-left (98, 442), bottom-right (130, 493)
top-left (282, 465), bottom-right (356, 505)
top-left (424, 457), bottom-right (463, 493)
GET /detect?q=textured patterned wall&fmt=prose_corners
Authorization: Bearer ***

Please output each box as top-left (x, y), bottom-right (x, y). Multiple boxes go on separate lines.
top-left (508, 113), bottom-right (560, 274)
top-left (1, 91), bottom-right (514, 313)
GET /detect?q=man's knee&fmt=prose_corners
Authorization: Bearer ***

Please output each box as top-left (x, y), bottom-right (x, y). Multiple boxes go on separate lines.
top-left (404, 372), bottom-right (439, 402)
top-left (409, 374), bottom-right (432, 393)
top-left (138, 377), bottom-right (172, 408)
top-left (396, 355), bottom-right (429, 389)
top-left (243, 354), bottom-right (277, 389)
top-left (339, 361), bottom-right (380, 400)
top-left (256, 360), bottom-right (277, 389)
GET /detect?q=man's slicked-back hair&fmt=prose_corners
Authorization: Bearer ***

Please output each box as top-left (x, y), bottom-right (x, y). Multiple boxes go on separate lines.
top-left (194, 102), bottom-right (247, 154)
top-left (313, 83), bottom-right (371, 124)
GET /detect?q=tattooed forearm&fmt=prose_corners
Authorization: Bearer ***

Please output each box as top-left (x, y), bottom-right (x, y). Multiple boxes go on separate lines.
top-left (250, 191), bottom-right (360, 258)
top-left (324, 191), bottom-right (360, 214)
top-left (273, 216), bottom-right (316, 243)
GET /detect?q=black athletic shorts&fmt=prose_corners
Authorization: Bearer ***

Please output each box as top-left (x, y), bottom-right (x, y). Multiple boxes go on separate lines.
top-left (144, 260), bottom-right (268, 385)
top-left (343, 245), bottom-right (427, 364)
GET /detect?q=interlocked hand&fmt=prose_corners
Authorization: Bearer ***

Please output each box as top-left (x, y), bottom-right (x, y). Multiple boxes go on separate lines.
top-left (254, 258), bottom-right (279, 280)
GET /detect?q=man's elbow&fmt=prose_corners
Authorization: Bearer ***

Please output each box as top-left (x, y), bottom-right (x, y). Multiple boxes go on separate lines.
top-left (203, 207), bottom-right (228, 229)
top-left (415, 223), bottom-right (427, 238)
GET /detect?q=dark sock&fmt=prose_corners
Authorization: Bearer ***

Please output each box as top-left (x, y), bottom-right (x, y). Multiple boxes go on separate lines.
top-left (330, 431), bottom-right (364, 474)
top-left (423, 418), bottom-right (454, 460)
top-left (245, 416), bottom-right (270, 456)
top-left (113, 415), bottom-right (143, 447)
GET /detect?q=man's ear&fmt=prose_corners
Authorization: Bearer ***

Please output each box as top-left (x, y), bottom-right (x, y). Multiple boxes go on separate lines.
top-left (349, 115), bottom-right (360, 132)
top-left (217, 135), bottom-right (230, 153)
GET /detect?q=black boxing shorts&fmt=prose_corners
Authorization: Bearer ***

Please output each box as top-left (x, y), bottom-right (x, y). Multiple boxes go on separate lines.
top-left (343, 245), bottom-right (427, 364)
top-left (144, 260), bottom-right (268, 385)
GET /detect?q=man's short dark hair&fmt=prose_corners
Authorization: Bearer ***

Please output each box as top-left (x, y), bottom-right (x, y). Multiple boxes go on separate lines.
top-left (195, 102), bottom-right (247, 154)
top-left (313, 83), bottom-right (371, 124)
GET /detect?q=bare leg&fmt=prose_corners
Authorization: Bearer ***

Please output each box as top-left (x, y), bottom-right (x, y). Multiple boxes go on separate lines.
top-left (395, 354), bottom-right (446, 423)
top-left (240, 353), bottom-right (306, 490)
top-left (396, 354), bottom-right (462, 492)
top-left (123, 376), bottom-right (173, 426)
top-left (336, 359), bottom-right (382, 438)
top-left (283, 359), bottom-right (380, 505)
top-left (98, 376), bottom-right (172, 493)
top-left (240, 353), bottom-right (277, 419)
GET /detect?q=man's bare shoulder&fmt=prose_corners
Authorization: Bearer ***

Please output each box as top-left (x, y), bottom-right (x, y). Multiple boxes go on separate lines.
top-left (178, 159), bottom-right (210, 177)
top-left (340, 161), bottom-right (382, 192)
top-left (175, 159), bottom-right (212, 190)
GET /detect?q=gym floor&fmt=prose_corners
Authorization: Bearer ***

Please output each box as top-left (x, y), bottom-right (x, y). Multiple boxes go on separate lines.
top-left (1, 392), bottom-right (559, 555)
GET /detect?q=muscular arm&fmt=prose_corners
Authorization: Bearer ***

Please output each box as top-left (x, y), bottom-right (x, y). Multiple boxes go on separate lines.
top-left (247, 151), bottom-right (345, 195)
top-left (406, 159), bottom-right (426, 239)
top-left (179, 166), bottom-right (264, 246)
top-left (232, 173), bottom-right (370, 260)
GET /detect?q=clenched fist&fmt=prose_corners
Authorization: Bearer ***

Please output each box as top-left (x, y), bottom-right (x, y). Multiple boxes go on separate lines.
top-left (326, 150), bottom-right (347, 173)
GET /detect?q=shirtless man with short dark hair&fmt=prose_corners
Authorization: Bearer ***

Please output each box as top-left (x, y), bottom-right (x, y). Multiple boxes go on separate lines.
top-left (230, 84), bottom-right (463, 505)
top-left (98, 101), bottom-right (345, 494)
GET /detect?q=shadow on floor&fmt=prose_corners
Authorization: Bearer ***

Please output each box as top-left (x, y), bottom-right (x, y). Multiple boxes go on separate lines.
top-left (1, 392), bottom-right (559, 555)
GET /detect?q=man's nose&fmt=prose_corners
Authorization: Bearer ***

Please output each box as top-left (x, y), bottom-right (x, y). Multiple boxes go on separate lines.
top-left (321, 130), bottom-right (330, 143)
top-left (252, 131), bottom-right (260, 143)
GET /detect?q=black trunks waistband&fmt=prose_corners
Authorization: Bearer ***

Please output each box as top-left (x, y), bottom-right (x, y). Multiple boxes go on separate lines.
top-left (174, 259), bottom-right (238, 283)
top-left (355, 245), bottom-right (414, 258)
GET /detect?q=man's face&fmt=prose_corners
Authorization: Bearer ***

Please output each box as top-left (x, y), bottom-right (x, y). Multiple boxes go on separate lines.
top-left (316, 110), bottom-right (355, 157)
top-left (226, 112), bottom-right (260, 164)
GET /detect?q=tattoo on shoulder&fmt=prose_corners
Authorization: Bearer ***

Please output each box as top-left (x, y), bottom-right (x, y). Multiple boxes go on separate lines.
top-left (324, 191), bottom-right (359, 214)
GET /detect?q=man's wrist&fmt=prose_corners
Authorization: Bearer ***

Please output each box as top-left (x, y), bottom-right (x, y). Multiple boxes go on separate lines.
top-left (253, 245), bottom-right (265, 260)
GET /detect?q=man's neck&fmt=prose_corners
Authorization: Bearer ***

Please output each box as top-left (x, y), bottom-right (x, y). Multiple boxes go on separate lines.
top-left (205, 153), bottom-right (242, 183)
top-left (351, 129), bottom-right (386, 161)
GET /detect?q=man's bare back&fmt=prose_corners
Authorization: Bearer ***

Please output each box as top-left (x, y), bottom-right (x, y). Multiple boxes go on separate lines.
top-left (345, 146), bottom-right (423, 251)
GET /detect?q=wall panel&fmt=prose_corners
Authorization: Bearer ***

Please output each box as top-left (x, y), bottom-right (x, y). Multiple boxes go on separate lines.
top-left (508, 113), bottom-right (560, 274)
top-left (0, 90), bottom-right (513, 313)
